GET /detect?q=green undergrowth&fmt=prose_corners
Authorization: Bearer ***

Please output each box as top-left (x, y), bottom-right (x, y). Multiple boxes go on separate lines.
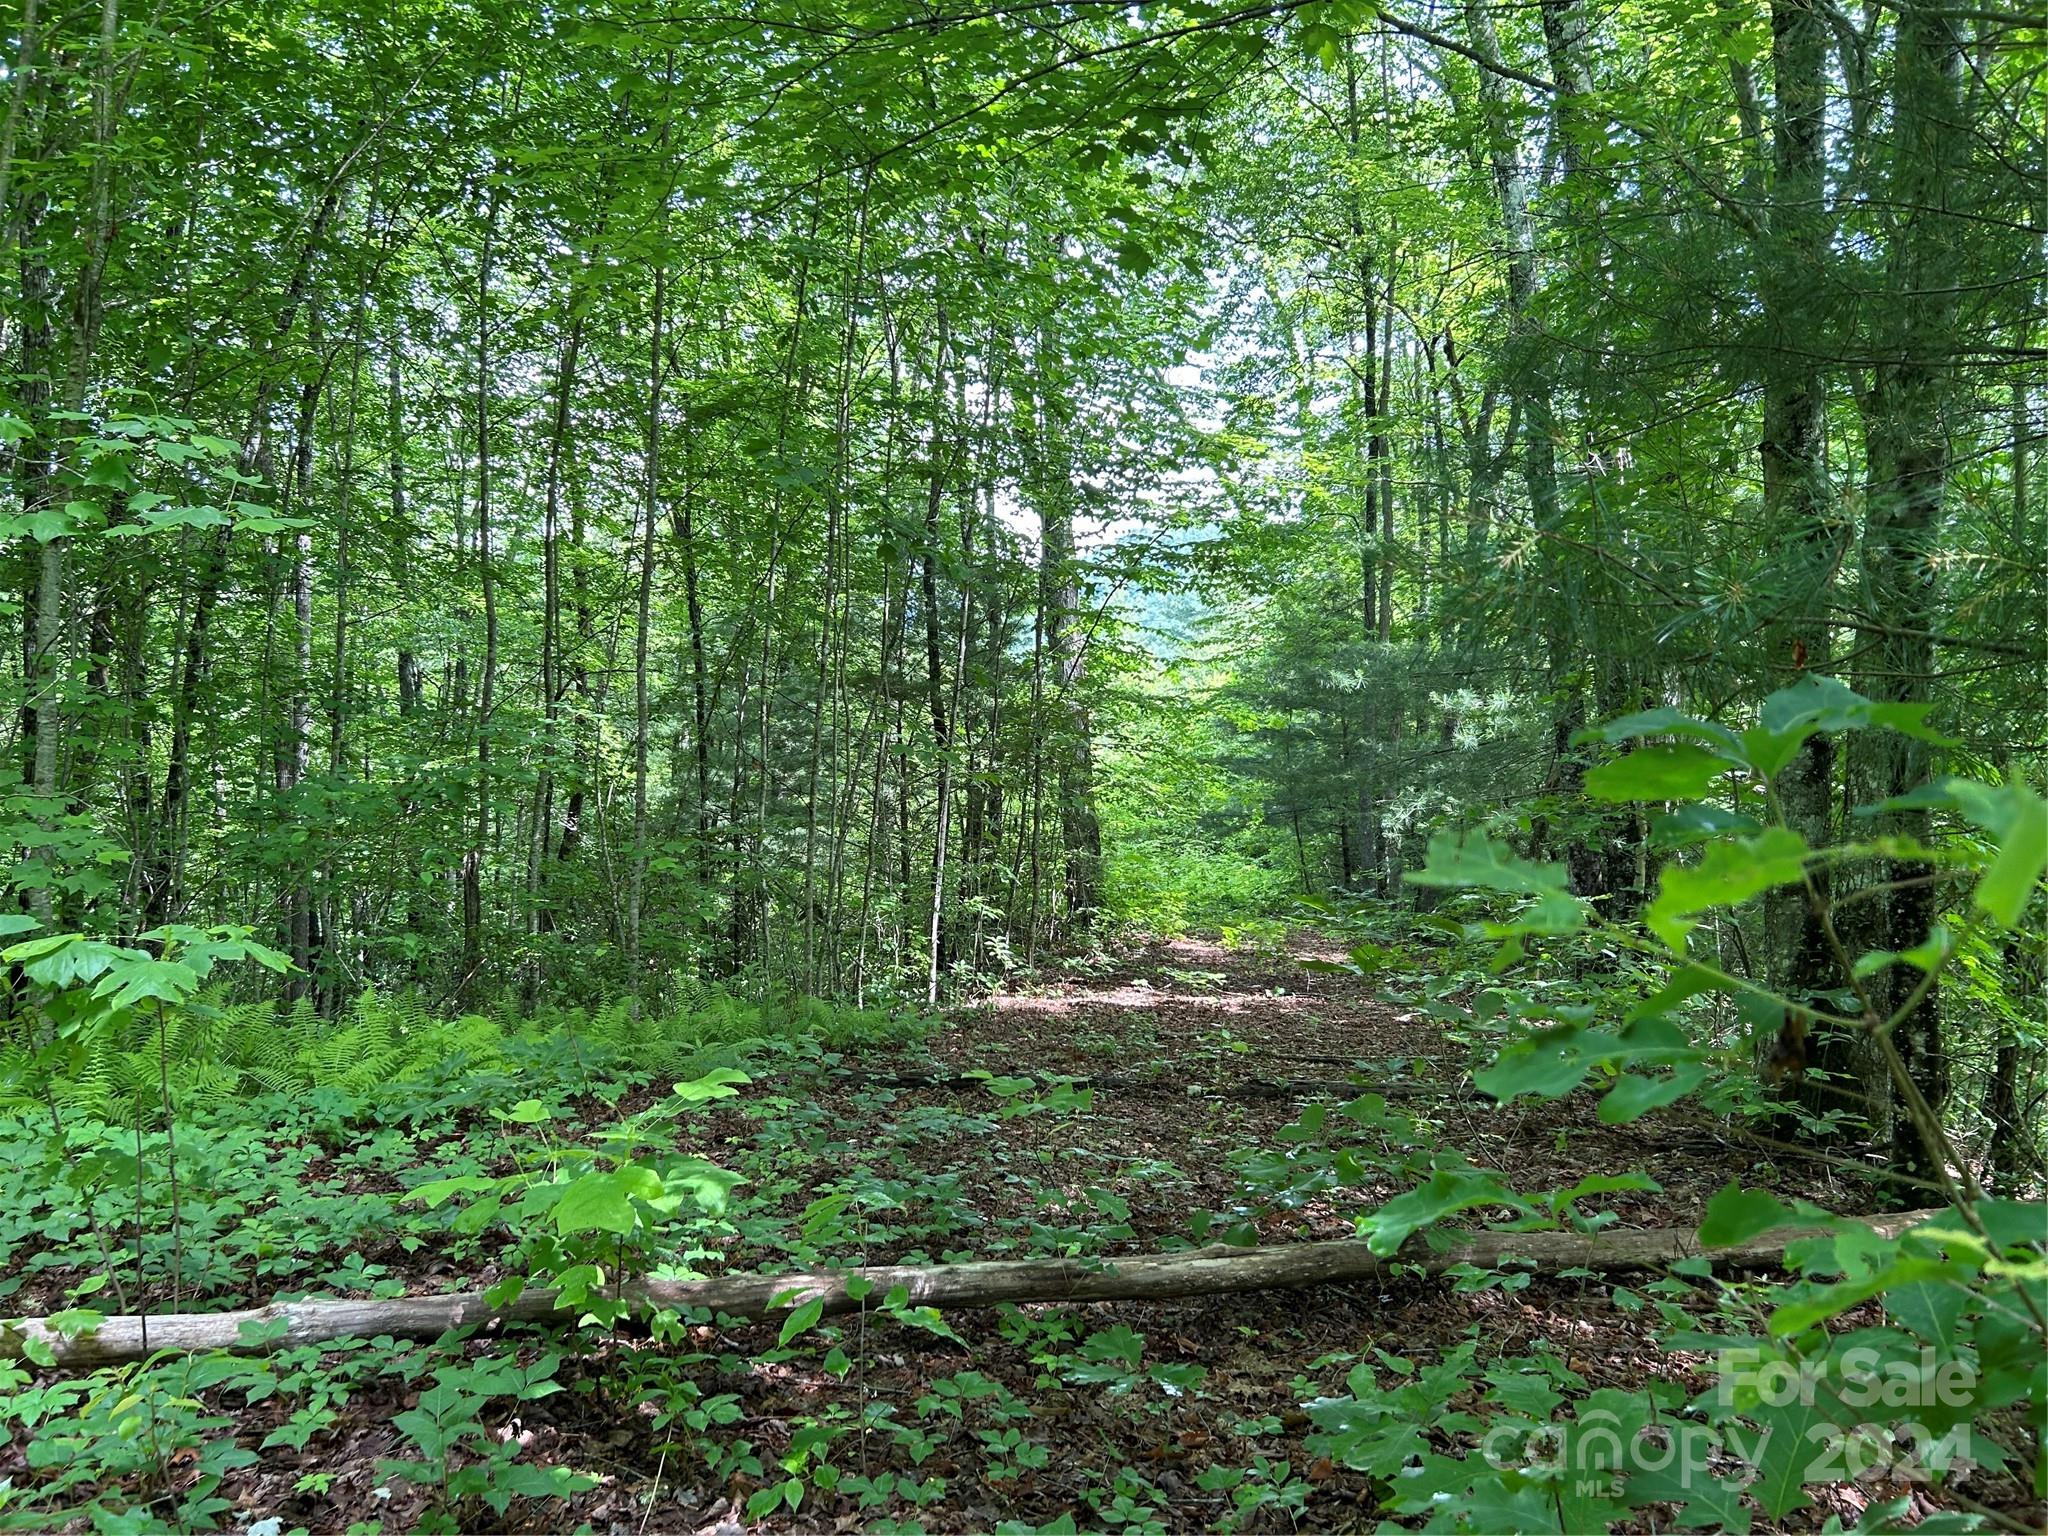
top-left (3, 1041), bottom-right (2041, 1536)
top-left (0, 984), bottom-right (928, 1128)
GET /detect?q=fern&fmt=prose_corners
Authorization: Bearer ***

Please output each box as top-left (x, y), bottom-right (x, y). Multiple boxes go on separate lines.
top-left (0, 975), bottom-right (925, 1127)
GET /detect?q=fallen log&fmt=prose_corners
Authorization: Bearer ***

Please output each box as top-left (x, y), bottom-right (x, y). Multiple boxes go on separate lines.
top-left (3, 1210), bottom-right (1938, 1368)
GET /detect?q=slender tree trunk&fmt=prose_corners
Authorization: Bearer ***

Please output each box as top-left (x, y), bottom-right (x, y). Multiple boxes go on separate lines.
top-left (14, 77), bottom-right (57, 921)
top-left (1847, 0), bottom-right (1964, 1182)
top-left (921, 308), bottom-right (955, 1002)
top-left (1464, 0), bottom-right (1577, 883)
top-left (279, 362), bottom-right (325, 997)
top-left (1039, 454), bottom-right (1101, 935)
top-left (531, 311), bottom-right (584, 951)
top-left (1756, 0), bottom-right (1873, 1112)
top-left (460, 178), bottom-right (503, 1005)
top-left (628, 255), bottom-right (666, 1010)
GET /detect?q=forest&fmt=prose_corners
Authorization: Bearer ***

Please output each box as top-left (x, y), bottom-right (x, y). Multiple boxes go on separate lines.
top-left (0, 0), bottom-right (2043, 1530)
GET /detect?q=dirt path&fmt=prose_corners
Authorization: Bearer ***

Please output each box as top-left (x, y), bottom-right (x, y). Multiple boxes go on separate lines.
top-left (612, 932), bottom-right (1905, 1533)
top-left (887, 933), bottom-right (1864, 1240)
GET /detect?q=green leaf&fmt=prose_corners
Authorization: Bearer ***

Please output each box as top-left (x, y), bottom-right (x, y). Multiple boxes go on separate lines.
top-left (778, 1297), bottom-right (825, 1345)
top-left (15, 938), bottom-right (133, 988)
top-left (1853, 924), bottom-right (1952, 979)
top-left (671, 1067), bottom-right (750, 1103)
top-left (1585, 743), bottom-right (1740, 803)
top-left (1476, 1023), bottom-right (1601, 1101)
top-left (1625, 963), bottom-right (1729, 1021)
top-left (406, 1174), bottom-right (505, 1207)
top-left (0, 505), bottom-right (86, 542)
top-left (1697, 1184), bottom-right (1797, 1248)
top-left (1621, 1430), bottom-right (1751, 1529)
top-left (1647, 827), bottom-right (1810, 950)
top-left (1358, 1168), bottom-right (1528, 1256)
top-left (1974, 781), bottom-right (2046, 927)
top-left (552, 1171), bottom-right (642, 1235)
top-left (1574, 706), bottom-right (1744, 756)
top-left (1649, 803), bottom-right (1763, 848)
top-left (663, 1154), bottom-right (744, 1213)
top-left (885, 1304), bottom-right (964, 1344)
top-left (1408, 830), bottom-right (1567, 894)
top-left (1597, 1060), bottom-right (1710, 1123)
top-left (1767, 1255), bottom-right (1953, 1336)
top-left (93, 958), bottom-right (202, 1008)
top-left (1549, 1173), bottom-right (1661, 1219)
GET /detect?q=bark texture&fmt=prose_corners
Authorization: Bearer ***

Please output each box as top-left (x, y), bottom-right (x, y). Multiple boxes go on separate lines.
top-left (7, 1210), bottom-right (1938, 1367)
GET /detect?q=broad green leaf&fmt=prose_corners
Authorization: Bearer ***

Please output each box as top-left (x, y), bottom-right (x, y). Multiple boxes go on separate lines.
top-left (1620, 1428), bottom-right (1750, 1528)
top-left (1883, 1277), bottom-right (1967, 1345)
top-left (1731, 1391), bottom-right (1831, 1518)
top-left (1585, 743), bottom-right (1740, 803)
top-left (885, 1304), bottom-right (964, 1344)
top-left (1358, 1168), bottom-right (1528, 1255)
top-left (1597, 1061), bottom-right (1710, 1123)
top-left (92, 958), bottom-right (202, 1008)
top-left (1852, 925), bottom-right (1951, 979)
top-left (777, 1296), bottom-right (825, 1345)
top-left (17, 938), bottom-right (135, 989)
top-left (1625, 962), bottom-right (1729, 1021)
top-left (1647, 827), bottom-right (1810, 950)
top-left (406, 1174), bottom-right (506, 1207)
top-left (1974, 781), bottom-right (2046, 927)
top-left (1550, 1172), bottom-right (1662, 1216)
top-left (0, 506), bottom-right (84, 542)
top-left (1407, 830), bottom-right (1569, 894)
top-left (1475, 1022), bottom-right (1601, 1101)
top-left (1573, 707), bottom-right (1744, 756)
top-left (552, 1171), bottom-right (642, 1235)
top-left (664, 1155), bottom-right (744, 1213)
top-left (1767, 1256), bottom-right (1953, 1336)
top-left (1649, 803), bottom-right (1763, 848)
top-left (1758, 675), bottom-right (1956, 750)
top-left (1698, 1184), bottom-right (1797, 1247)
top-left (671, 1067), bottom-right (750, 1103)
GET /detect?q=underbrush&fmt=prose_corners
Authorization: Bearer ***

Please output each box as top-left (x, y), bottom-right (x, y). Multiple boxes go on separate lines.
top-left (0, 985), bottom-right (927, 1129)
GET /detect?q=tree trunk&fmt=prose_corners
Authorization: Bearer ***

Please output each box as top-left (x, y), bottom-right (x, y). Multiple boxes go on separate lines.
top-left (531, 311), bottom-right (583, 950)
top-left (921, 308), bottom-right (955, 1003)
top-left (1848, 0), bottom-right (1964, 1183)
top-left (460, 179), bottom-right (503, 1006)
top-left (1033, 342), bottom-right (1101, 935)
top-left (627, 255), bottom-right (665, 1009)
top-left (1757, 0), bottom-right (1873, 1117)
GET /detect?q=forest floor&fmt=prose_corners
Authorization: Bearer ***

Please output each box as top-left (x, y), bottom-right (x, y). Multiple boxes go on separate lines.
top-left (12, 931), bottom-right (2025, 1535)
